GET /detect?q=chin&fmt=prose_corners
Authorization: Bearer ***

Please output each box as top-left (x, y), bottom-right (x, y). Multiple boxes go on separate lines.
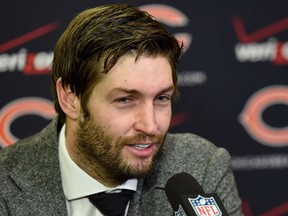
top-left (121, 157), bottom-right (155, 178)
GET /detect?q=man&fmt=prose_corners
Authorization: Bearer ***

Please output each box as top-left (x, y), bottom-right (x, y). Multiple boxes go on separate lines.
top-left (0, 4), bottom-right (242, 216)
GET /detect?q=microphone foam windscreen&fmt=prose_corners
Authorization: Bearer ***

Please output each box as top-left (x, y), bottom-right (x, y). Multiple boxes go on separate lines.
top-left (165, 172), bottom-right (204, 210)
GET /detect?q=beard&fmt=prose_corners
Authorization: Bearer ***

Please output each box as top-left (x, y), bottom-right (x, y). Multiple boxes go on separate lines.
top-left (74, 114), bottom-right (166, 185)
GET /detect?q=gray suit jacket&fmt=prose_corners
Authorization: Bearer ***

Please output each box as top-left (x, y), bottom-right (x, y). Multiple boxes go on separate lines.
top-left (0, 118), bottom-right (242, 215)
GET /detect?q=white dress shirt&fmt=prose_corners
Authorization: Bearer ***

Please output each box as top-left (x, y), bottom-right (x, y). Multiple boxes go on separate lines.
top-left (58, 124), bottom-right (137, 216)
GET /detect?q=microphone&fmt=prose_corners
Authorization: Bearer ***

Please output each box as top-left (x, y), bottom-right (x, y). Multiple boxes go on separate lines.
top-left (165, 172), bottom-right (228, 216)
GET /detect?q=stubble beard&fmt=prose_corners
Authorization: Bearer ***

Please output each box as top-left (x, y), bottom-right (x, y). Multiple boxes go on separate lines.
top-left (74, 114), bottom-right (165, 186)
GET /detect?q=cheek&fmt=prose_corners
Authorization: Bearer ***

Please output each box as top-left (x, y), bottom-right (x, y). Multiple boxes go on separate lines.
top-left (99, 114), bottom-right (133, 136)
top-left (157, 110), bottom-right (172, 131)
top-left (87, 99), bottom-right (134, 137)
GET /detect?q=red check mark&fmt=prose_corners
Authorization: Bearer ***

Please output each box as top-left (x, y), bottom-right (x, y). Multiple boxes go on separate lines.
top-left (0, 21), bottom-right (60, 53)
top-left (260, 201), bottom-right (288, 216)
top-left (170, 112), bottom-right (189, 127)
top-left (232, 16), bottom-right (288, 43)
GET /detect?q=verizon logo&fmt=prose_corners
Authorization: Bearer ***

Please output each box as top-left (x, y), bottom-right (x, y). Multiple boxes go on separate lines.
top-left (233, 16), bottom-right (288, 65)
top-left (0, 48), bottom-right (53, 74)
top-left (0, 21), bottom-right (59, 74)
top-left (235, 38), bottom-right (288, 64)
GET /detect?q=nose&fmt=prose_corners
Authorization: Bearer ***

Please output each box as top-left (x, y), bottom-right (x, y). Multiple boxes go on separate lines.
top-left (134, 102), bottom-right (159, 136)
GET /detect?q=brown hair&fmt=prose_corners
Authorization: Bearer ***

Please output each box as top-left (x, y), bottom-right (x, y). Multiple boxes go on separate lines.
top-left (51, 4), bottom-right (183, 123)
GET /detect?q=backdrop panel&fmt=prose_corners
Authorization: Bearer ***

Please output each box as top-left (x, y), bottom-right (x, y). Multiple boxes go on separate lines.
top-left (1, 0), bottom-right (287, 215)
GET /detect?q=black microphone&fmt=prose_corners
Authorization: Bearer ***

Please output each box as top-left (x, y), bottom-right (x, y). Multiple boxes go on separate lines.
top-left (165, 172), bottom-right (228, 216)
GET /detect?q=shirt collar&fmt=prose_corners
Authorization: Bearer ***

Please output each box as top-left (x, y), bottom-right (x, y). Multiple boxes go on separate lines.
top-left (58, 124), bottom-right (138, 201)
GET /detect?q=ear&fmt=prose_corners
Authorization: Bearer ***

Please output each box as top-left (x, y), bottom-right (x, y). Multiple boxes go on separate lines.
top-left (56, 78), bottom-right (79, 120)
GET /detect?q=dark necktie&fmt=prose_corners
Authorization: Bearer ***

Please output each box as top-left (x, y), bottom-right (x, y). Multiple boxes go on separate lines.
top-left (88, 189), bottom-right (134, 216)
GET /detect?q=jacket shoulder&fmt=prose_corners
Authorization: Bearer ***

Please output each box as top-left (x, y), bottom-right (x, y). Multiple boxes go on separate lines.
top-left (155, 133), bottom-right (231, 186)
top-left (0, 118), bottom-right (60, 179)
top-left (163, 133), bottom-right (230, 159)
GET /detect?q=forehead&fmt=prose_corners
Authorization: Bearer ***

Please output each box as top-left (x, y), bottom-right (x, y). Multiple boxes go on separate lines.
top-left (95, 54), bottom-right (174, 95)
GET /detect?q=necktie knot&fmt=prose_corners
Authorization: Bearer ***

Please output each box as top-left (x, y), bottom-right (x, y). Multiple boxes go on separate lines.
top-left (88, 189), bottom-right (134, 216)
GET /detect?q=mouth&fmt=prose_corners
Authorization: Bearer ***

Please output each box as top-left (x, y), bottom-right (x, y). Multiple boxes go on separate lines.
top-left (125, 143), bottom-right (156, 157)
top-left (129, 144), bottom-right (152, 150)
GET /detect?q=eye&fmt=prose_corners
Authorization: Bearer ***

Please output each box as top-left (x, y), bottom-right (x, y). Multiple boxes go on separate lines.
top-left (115, 97), bottom-right (132, 104)
top-left (157, 95), bottom-right (170, 101)
top-left (155, 95), bottom-right (171, 105)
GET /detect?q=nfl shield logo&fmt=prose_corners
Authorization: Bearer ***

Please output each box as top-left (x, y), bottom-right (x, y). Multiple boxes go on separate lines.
top-left (188, 195), bottom-right (222, 216)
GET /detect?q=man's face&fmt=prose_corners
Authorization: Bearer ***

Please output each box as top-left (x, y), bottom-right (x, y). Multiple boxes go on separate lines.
top-left (76, 54), bottom-right (174, 183)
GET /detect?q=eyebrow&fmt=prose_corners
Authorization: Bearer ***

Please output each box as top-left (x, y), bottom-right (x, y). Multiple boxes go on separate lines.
top-left (107, 85), bottom-right (175, 97)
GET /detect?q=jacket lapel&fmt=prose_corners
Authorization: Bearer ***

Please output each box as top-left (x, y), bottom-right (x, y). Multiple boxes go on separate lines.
top-left (127, 151), bottom-right (173, 215)
top-left (9, 170), bottom-right (67, 215)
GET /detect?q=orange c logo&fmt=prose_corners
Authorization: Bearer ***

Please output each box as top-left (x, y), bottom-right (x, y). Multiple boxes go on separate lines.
top-left (140, 4), bottom-right (192, 52)
top-left (239, 85), bottom-right (288, 147)
top-left (0, 97), bottom-right (56, 147)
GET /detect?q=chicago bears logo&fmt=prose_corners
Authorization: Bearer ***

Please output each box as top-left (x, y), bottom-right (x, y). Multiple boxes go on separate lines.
top-left (239, 85), bottom-right (288, 147)
top-left (0, 97), bottom-right (55, 147)
top-left (140, 4), bottom-right (192, 52)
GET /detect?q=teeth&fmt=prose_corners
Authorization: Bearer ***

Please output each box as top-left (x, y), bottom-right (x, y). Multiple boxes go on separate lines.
top-left (132, 144), bottom-right (150, 149)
